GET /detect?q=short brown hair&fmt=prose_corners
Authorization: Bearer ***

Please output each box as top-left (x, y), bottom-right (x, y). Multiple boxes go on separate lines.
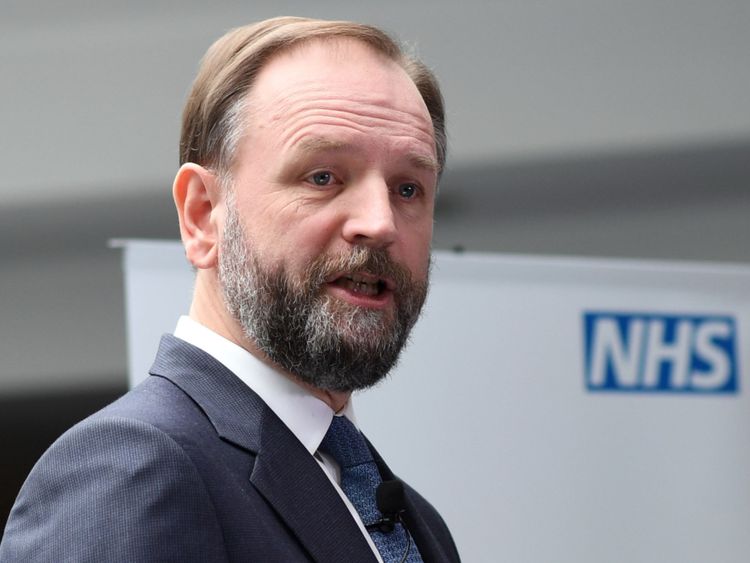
top-left (179, 16), bottom-right (446, 180)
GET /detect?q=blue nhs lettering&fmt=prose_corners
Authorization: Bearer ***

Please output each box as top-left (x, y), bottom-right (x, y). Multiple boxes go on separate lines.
top-left (584, 312), bottom-right (738, 393)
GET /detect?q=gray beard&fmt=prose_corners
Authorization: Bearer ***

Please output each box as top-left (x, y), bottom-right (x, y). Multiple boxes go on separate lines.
top-left (218, 195), bottom-right (429, 392)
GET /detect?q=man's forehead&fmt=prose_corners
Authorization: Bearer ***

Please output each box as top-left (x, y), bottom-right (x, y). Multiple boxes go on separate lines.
top-left (248, 37), bottom-right (413, 105)
top-left (241, 38), bottom-right (435, 151)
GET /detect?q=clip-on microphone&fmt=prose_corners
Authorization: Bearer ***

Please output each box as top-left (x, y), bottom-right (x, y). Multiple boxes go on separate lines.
top-left (368, 479), bottom-right (406, 533)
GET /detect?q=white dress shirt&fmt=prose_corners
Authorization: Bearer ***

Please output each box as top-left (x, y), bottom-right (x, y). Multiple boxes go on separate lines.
top-left (173, 316), bottom-right (383, 562)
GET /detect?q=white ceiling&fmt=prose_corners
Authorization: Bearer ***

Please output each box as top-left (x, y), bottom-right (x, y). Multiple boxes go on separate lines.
top-left (2, 0), bottom-right (749, 206)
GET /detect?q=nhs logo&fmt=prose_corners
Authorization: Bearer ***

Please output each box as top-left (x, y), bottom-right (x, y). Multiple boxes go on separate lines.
top-left (584, 312), bottom-right (739, 394)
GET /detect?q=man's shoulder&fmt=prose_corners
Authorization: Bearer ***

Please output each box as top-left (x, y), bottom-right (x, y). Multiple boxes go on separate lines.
top-left (90, 373), bottom-right (202, 432)
top-left (15, 373), bottom-right (217, 494)
top-left (31, 383), bottom-right (207, 482)
top-left (0, 377), bottom-right (229, 562)
top-left (70, 373), bottom-right (241, 478)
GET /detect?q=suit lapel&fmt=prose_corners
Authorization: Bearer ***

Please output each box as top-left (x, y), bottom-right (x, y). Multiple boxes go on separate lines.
top-left (149, 335), bottom-right (377, 562)
top-left (251, 407), bottom-right (378, 562)
top-left (149, 334), bottom-right (264, 451)
top-left (400, 494), bottom-right (452, 563)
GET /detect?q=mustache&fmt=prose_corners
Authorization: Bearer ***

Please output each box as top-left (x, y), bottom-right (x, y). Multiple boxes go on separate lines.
top-left (307, 246), bottom-right (414, 293)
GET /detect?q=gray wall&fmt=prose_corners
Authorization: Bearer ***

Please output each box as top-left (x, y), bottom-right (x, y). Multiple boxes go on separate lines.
top-left (1, 2), bottom-right (749, 392)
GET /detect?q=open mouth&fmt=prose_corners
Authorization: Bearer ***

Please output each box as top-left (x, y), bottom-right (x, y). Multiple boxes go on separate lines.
top-left (330, 273), bottom-right (390, 297)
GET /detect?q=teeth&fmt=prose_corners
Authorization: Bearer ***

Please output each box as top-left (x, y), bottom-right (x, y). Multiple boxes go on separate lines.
top-left (340, 276), bottom-right (380, 296)
top-left (348, 274), bottom-right (372, 284)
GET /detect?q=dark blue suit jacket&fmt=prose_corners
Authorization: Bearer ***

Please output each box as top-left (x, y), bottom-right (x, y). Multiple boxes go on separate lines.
top-left (1, 335), bottom-right (460, 562)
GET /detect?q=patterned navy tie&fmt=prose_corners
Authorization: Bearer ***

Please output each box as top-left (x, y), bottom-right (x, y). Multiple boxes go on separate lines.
top-left (320, 415), bottom-right (423, 563)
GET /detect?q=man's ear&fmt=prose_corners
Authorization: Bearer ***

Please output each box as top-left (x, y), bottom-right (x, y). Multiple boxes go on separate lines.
top-left (173, 163), bottom-right (223, 269)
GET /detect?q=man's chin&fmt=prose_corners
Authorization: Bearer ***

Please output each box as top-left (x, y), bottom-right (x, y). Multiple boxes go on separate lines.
top-left (315, 298), bottom-right (396, 339)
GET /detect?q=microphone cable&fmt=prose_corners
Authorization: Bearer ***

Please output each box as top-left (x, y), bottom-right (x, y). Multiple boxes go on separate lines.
top-left (397, 521), bottom-right (412, 563)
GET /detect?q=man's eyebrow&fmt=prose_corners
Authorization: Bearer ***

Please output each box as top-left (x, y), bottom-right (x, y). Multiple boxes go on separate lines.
top-left (293, 136), bottom-right (439, 173)
top-left (293, 137), bottom-right (350, 154)
top-left (407, 152), bottom-right (440, 173)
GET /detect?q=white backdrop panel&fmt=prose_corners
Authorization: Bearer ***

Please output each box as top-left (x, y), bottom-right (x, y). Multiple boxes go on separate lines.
top-left (118, 240), bottom-right (750, 563)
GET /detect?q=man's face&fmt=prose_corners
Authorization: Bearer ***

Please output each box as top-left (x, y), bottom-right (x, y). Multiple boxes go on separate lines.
top-left (218, 39), bottom-right (438, 391)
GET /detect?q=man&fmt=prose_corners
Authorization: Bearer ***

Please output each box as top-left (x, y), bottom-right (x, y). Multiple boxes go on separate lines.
top-left (1, 16), bottom-right (459, 562)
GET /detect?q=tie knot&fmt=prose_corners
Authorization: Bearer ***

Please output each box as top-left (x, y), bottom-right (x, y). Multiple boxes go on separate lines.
top-left (320, 415), bottom-right (374, 469)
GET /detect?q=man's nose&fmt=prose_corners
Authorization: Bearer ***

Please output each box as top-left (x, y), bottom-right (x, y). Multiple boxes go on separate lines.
top-left (341, 181), bottom-right (397, 248)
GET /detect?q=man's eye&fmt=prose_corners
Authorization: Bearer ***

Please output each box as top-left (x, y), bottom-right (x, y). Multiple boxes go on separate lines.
top-left (398, 183), bottom-right (418, 199)
top-left (309, 171), bottom-right (333, 186)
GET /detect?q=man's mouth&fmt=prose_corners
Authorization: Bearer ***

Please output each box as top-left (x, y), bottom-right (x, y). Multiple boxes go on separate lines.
top-left (329, 272), bottom-right (390, 298)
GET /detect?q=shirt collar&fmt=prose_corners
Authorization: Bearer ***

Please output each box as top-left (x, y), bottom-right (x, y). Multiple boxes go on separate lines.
top-left (174, 315), bottom-right (357, 454)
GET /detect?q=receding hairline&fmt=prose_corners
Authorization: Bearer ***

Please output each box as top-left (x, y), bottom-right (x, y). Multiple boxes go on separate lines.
top-left (238, 34), bottom-right (413, 106)
top-left (240, 37), bottom-right (438, 143)
top-left (179, 17), bottom-right (446, 178)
